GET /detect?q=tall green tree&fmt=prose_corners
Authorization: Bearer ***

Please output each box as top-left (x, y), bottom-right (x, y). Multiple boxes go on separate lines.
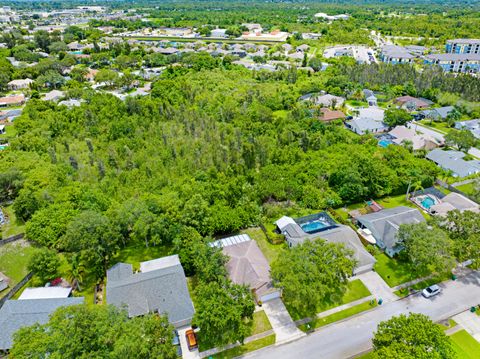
top-left (10, 305), bottom-right (177, 359)
top-left (398, 222), bottom-right (455, 275)
top-left (271, 240), bottom-right (356, 319)
top-left (27, 249), bottom-right (60, 284)
top-left (372, 313), bottom-right (454, 359)
top-left (445, 129), bottom-right (477, 152)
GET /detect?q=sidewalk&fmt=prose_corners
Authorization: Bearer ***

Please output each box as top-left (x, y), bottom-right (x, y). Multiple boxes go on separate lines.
top-left (453, 311), bottom-right (480, 342)
top-left (356, 271), bottom-right (398, 303)
top-left (262, 298), bottom-right (305, 344)
top-left (199, 330), bottom-right (274, 358)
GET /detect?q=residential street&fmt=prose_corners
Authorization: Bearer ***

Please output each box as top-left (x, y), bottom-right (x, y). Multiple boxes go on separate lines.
top-left (243, 271), bottom-right (480, 359)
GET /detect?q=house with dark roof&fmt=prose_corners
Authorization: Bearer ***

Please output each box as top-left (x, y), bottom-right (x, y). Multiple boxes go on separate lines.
top-left (356, 206), bottom-right (425, 257)
top-left (394, 96), bottom-right (432, 110)
top-left (210, 234), bottom-right (281, 303)
top-left (422, 106), bottom-right (455, 120)
top-left (455, 119), bottom-right (480, 139)
top-left (106, 255), bottom-right (194, 328)
top-left (0, 297), bottom-right (84, 351)
top-left (275, 213), bottom-right (376, 275)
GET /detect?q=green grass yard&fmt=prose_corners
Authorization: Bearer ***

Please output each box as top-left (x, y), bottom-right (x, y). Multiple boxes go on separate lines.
top-left (373, 253), bottom-right (426, 288)
top-left (111, 240), bottom-right (172, 271)
top-left (418, 120), bottom-right (451, 134)
top-left (1, 205), bottom-right (25, 238)
top-left (299, 300), bottom-right (377, 331)
top-left (0, 240), bottom-right (37, 298)
top-left (450, 330), bottom-right (480, 359)
top-left (455, 182), bottom-right (476, 196)
top-left (287, 279), bottom-right (371, 321)
top-left (251, 310), bottom-right (273, 335)
top-left (210, 334), bottom-right (276, 359)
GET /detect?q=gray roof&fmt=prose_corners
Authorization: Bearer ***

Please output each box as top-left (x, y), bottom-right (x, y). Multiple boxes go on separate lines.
top-left (441, 192), bottom-right (479, 212)
top-left (106, 255), bottom-right (194, 327)
top-left (357, 206), bottom-right (425, 250)
top-left (447, 39), bottom-right (480, 45)
top-left (426, 149), bottom-right (480, 177)
top-left (0, 297), bottom-right (84, 350)
top-left (426, 53), bottom-right (480, 61)
top-left (422, 106), bottom-right (454, 119)
top-left (381, 45), bottom-right (415, 59)
top-left (281, 223), bottom-right (375, 274)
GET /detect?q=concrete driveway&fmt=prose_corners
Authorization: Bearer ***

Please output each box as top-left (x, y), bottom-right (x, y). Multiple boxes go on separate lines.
top-left (262, 298), bottom-right (305, 344)
top-left (355, 271), bottom-right (398, 303)
top-left (177, 327), bottom-right (200, 359)
top-left (244, 271), bottom-right (480, 359)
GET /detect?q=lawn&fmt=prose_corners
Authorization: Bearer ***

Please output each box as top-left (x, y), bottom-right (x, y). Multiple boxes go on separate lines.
top-left (0, 240), bottom-right (37, 298)
top-left (455, 182), bottom-right (476, 195)
top-left (373, 253), bottom-right (430, 288)
top-left (1, 205), bottom-right (26, 238)
top-left (111, 240), bottom-right (172, 270)
top-left (287, 279), bottom-right (371, 321)
top-left (0, 124), bottom-right (17, 140)
top-left (299, 300), bottom-right (377, 331)
top-left (198, 308), bottom-right (273, 352)
top-left (418, 120), bottom-right (451, 134)
top-left (211, 334), bottom-right (276, 359)
top-left (251, 310), bottom-right (272, 335)
top-left (241, 227), bottom-right (286, 264)
top-left (450, 330), bottom-right (480, 359)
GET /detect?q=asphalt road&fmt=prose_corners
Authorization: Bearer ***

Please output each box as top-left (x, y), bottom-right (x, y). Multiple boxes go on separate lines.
top-left (244, 271), bottom-right (480, 359)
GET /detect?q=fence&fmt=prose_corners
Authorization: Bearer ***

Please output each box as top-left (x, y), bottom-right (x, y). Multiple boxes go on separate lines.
top-left (0, 233), bottom-right (24, 247)
top-left (435, 179), bottom-right (478, 203)
top-left (0, 272), bottom-right (33, 309)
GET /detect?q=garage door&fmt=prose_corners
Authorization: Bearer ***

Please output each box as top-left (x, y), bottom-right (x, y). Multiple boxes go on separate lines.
top-left (260, 290), bottom-right (281, 303)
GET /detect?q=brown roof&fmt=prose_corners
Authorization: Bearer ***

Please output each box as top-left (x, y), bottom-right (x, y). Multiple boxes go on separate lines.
top-left (222, 240), bottom-right (276, 299)
top-left (320, 108), bottom-right (346, 122)
top-left (0, 94), bottom-right (25, 106)
top-left (394, 96), bottom-right (430, 109)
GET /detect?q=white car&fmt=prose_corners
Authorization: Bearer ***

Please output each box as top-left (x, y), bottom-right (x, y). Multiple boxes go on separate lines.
top-left (422, 284), bottom-right (441, 298)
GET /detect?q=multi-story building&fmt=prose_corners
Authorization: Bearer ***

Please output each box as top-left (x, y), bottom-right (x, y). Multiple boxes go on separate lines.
top-left (424, 53), bottom-right (480, 73)
top-left (446, 39), bottom-right (480, 54)
top-left (379, 45), bottom-right (415, 64)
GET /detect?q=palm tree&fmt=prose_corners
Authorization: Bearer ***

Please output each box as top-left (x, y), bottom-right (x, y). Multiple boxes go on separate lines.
top-left (67, 254), bottom-right (86, 292)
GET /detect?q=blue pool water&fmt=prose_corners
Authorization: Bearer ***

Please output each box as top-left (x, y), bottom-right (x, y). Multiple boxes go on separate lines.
top-left (378, 139), bottom-right (393, 148)
top-left (69, 51), bottom-right (83, 55)
top-left (301, 220), bottom-right (328, 233)
top-left (421, 197), bottom-right (435, 209)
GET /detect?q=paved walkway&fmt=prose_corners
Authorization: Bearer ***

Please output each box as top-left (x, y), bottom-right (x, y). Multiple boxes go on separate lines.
top-left (356, 271), bottom-right (398, 303)
top-left (453, 311), bottom-right (480, 342)
top-left (262, 298), bottom-right (305, 344)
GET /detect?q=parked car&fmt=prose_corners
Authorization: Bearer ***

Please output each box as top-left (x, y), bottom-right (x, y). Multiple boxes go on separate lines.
top-left (422, 284), bottom-right (441, 298)
top-left (185, 328), bottom-right (198, 351)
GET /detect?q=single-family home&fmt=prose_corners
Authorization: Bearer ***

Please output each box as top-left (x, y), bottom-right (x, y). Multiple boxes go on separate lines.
top-left (58, 99), bottom-right (82, 108)
top-left (210, 234), bottom-right (281, 303)
top-left (455, 119), bottom-right (480, 139)
top-left (42, 90), bottom-right (65, 102)
top-left (388, 126), bottom-right (442, 150)
top-left (346, 107), bottom-right (387, 135)
top-left (296, 44), bottom-right (310, 52)
top-left (300, 93), bottom-right (345, 108)
top-left (426, 149), bottom-right (480, 177)
top-left (0, 297), bottom-right (84, 351)
top-left (356, 206), bottom-right (425, 257)
top-left (7, 78), bottom-right (34, 90)
top-left (210, 28), bottom-right (228, 38)
top-left (0, 94), bottom-right (25, 107)
top-left (275, 213), bottom-right (376, 275)
top-left (394, 96), bottom-right (432, 110)
top-left (363, 89), bottom-right (377, 107)
top-left (18, 286), bottom-right (72, 300)
top-left (106, 255), bottom-right (195, 328)
top-left (319, 108), bottom-right (346, 122)
top-left (421, 106), bottom-right (455, 120)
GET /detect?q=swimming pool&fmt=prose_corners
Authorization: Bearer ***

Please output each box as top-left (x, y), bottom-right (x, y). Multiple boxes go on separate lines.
top-left (378, 139), bottom-right (393, 148)
top-left (301, 220), bottom-right (328, 233)
top-left (421, 196), bottom-right (435, 209)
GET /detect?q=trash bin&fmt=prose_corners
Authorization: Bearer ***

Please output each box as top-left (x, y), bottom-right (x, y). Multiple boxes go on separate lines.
top-left (452, 274), bottom-right (457, 281)
top-left (470, 306), bottom-right (476, 313)
top-left (378, 298), bottom-right (383, 305)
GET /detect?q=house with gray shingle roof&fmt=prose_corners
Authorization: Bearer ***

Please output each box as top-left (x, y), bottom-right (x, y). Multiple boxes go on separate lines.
top-left (356, 206), bottom-right (425, 257)
top-left (106, 255), bottom-right (194, 328)
top-left (0, 297), bottom-right (84, 351)
top-left (426, 149), bottom-right (480, 178)
top-left (275, 213), bottom-right (376, 275)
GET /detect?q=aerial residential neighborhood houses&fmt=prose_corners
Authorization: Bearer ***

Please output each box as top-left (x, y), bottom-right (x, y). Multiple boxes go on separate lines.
top-left (1, 3), bottom-right (480, 359)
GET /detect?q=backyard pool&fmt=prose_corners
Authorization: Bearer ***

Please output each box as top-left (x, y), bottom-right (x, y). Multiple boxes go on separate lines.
top-left (378, 139), bottom-right (393, 148)
top-left (301, 220), bottom-right (329, 233)
top-left (421, 196), bottom-right (435, 209)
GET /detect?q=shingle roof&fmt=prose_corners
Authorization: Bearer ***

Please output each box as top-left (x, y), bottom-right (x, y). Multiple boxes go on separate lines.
top-left (356, 206), bottom-right (425, 250)
top-left (0, 297), bottom-right (84, 350)
top-left (106, 255), bottom-right (194, 327)
top-left (426, 149), bottom-right (480, 177)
